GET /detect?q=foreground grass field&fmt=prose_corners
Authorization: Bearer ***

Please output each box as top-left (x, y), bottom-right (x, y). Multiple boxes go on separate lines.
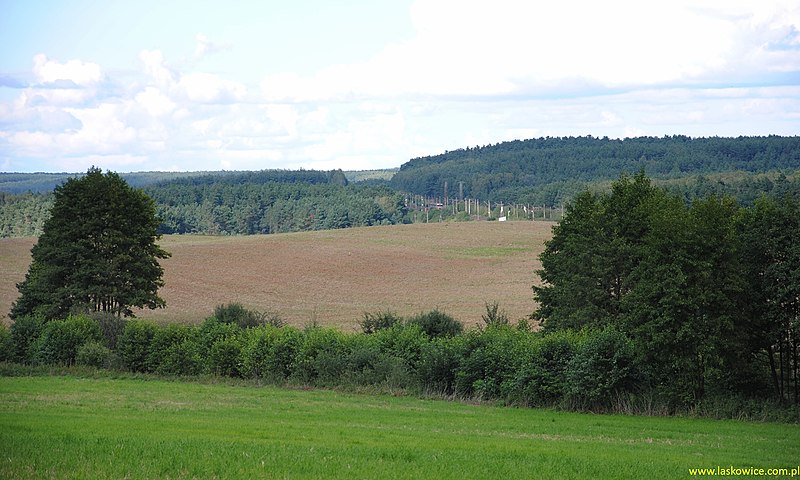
top-left (1, 221), bottom-right (550, 328)
top-left (1, 376), bottom-right (798, 479)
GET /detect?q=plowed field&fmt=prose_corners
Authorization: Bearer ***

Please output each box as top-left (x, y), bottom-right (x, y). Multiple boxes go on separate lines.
top-left (0, 221), bottom-right (552, 329)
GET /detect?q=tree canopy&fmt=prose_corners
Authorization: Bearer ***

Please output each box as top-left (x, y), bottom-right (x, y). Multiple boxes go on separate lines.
top-left (11, 167), bottom-right (170, 320)
top-left (533, 173), bottom-right (800, 405)
top-left (390, 135), bottom-right (800, 204)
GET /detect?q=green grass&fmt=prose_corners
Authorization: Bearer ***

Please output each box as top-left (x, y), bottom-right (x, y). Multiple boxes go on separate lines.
top-left (1, 376), bottom-right (798, 479)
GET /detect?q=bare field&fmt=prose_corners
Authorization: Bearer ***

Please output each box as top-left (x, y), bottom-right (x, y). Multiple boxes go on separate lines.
top-left (0, 221), bottom-right (552, 329)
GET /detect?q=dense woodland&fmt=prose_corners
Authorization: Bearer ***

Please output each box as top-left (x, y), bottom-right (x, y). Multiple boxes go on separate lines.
top-left (2, 135), bottom-right (800, 238)
top-left (391, 135), bottom-right (800, 205)
top-left (535, 173), bottom-right (800, 407)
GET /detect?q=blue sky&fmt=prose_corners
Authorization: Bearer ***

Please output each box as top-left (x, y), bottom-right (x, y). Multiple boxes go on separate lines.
top-left (1, 0), bottom-right (799, 173)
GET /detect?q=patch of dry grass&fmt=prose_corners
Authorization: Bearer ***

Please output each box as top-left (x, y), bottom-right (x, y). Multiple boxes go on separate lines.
top-left (0, 221), bottom-right (552, 329)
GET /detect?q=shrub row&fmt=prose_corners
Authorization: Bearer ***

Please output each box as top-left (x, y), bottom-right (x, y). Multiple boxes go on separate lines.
top-left (4, 308), bottom-right (642, 411)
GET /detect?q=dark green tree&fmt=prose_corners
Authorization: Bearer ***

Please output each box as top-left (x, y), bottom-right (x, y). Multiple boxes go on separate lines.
top-left (622, 195), bottom-right (744, 403)
top-left (738, 196), bottom-right (800, 403)
top-left (533, 172), bottom-right (660, 330)
top-left (11, 167), bottom-right (170, 320)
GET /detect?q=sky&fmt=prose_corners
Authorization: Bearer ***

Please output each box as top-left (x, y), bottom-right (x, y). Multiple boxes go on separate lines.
top-left (1, 0), bottom-right (799, 173)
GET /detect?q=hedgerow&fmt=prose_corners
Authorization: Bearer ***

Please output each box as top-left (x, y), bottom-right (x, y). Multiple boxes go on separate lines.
top-left (4, 307), bottom-right (797, 421)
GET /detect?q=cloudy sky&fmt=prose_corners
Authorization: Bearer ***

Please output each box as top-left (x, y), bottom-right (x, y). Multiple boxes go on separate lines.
top-left (1, 0), bottom-right (799, 173)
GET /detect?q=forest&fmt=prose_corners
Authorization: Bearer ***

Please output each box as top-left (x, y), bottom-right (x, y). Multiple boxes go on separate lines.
top-left (1, 169), bottom-right (407, 237)
top-left (390, 135), bottom-right (800, 205)
top-left (2, 135), bottom-right (800, 238)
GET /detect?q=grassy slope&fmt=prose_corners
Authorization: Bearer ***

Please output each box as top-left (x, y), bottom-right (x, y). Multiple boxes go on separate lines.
top-left (1, 376), bottom-right (798, 479)
top-left (0, 222), bottom-right (551, 328)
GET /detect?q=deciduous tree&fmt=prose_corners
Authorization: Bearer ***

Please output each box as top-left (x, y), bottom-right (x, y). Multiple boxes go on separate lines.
top-left (11, 167), bottom-right (170, 319)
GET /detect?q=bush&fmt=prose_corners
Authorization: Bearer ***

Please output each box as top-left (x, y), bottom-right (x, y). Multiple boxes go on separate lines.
top-left (214, 303), bottom-right (283, 329)
top-left (510, 330), bottom-right (581, 406)
top-left (9, 315), bottom-right (45, 364)
top-left (417, 335), bottom-right (467, 395)
top-left (209, 336), bottom-right (243, 377)
top-left (565, 327), bottom-right (639, 409)
top-left (197, 317), bottom-right (242, 360)
top-left (292, 327), bottom-right (346, 385)
top-left (359, 311), bottom-right (402, 334)
top-left (76, 340), bottom-right (112, 368)
top-left (239, 325), bottom-right (302, 381)
top-left (90, 312), bottom-right (127, 349)
top-left (373, 323), bottom-right (429, 372)
top-left (0, 323), bottom-right (12, 363)
top-left (481, 302), bottom-right (510, 327)
top-left (146, 324), bottom-right (202, 376)
top-left (341, 335), bottom-right (410, 388)
top-left (118, 319), bottom-right (158, 372)
top-left (34, 315), bottom-right (102, 366)
top-left (454, 326), bottom-right (524, 399)
top-left (407, 310), bottom-right (463, 338)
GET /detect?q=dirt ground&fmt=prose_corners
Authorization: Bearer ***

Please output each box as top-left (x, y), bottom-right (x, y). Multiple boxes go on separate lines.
top-left (0, 221), bottom-right (552, 330)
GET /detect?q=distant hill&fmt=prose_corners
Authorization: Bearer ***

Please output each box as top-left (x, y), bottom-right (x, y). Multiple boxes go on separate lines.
top-left (0, 168), bottom-right (407, 237)
top-left (389, 135), bottom-right (800, 204)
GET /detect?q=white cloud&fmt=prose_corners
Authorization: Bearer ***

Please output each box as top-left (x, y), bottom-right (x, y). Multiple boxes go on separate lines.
top-left (177, 72), bottom-right (246, 103)
top-left (260, 0), bottom-right (800, 102)
top-left (2, 2), bottom-right (798, 173)
top-left (139, 50), bottom-right (175, 89)
top-left (135, 86), bottom-right (175, 117)
top-left (32, 54), bottom-right (103, 86)
top-left (193, 33), bottom-right (231, 60)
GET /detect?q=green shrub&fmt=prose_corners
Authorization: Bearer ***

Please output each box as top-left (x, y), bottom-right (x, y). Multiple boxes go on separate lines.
top-left (454, 326), bottom-right (524, 399)
top-left (214, 303), bottom-right (283, 329)
top-left (292, 327), bottom-right (346, 384)
top-left (566, 327), bottom-right (639, 409)
top-left (407, 310), bottom-right (463, 338)
top-left (511, 330), bottom-right (581, 406)
top-left (0, 323), bottom-right (11, 362)
top-left (90, 312), bottom-right (127, 349)
top-left (359, 311), bottom-right (402, 334)
top-left (118, 319), bottom-right (158, 372)
top-left (209, 336), bottom-right (243, 377)
top-left (481, 302), bottom-right (510, 327)
top-left (9, 315), bottom-right (45, 364)
top-left (239, 325), bottom-right (302, 380)
top-left (34, 315), bottom-right (102, 366)
top-left (76, 340), bottom-right (112, 369)
top-left (146, 323), bottom-right (202, 376)
top-left (197, 317), bottom-right (242, 360)
top-left (373, 322), bottom-right (428, 371)
top-left (342, 334), bottom-right (411, 388)
top-left (417, 335), bottom-right (467, 395)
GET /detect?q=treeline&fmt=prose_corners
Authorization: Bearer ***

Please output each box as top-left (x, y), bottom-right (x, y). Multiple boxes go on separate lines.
top-left (0, 191), bottom-right (53, 237)
top-left (534, 173), bottom-right (800, 408)
top-left (0, 169), bottom-right (408, 237)
top-left (146, 182), bottom-right (406, 235)
top-left (3, 305), bottom-right (796, 421)
top-left (390, 135), bottom-right (800, 204)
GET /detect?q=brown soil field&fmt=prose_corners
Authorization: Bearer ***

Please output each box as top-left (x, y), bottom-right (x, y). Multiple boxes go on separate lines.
top-left (0, 221), bottom-right (552, 330)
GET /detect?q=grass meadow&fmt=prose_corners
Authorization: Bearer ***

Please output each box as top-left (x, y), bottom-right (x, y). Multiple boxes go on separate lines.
top-left (2, 375), bottom-right (799, 479)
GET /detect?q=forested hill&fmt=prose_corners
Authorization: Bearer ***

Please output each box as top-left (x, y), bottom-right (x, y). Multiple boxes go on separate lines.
top-left (390, 135), bottom-right (800, 204)
top-left (0, 169), bottom-right (406, 237)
